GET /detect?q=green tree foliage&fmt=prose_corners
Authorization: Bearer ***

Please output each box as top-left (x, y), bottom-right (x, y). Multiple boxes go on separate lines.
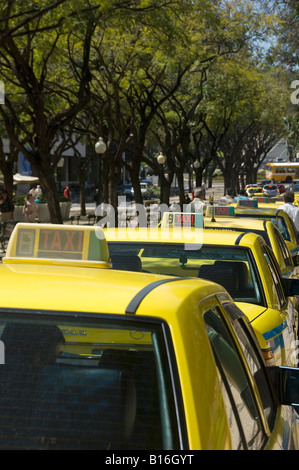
top-left (0, 0), bottom-right (295, 215)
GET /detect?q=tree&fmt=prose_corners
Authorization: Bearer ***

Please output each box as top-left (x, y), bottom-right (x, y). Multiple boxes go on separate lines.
top-left (0, 1), bottom-right (97, 222)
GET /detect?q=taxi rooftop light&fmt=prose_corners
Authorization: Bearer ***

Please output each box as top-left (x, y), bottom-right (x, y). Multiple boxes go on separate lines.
top-left (252, 197), bottom-right (279, 203)
top-left (236, 199), bottom-right (258, 208)
top-left (161, 212), bottom-right (204, 229)
top-left (3, 223), bottom-right (111, 268)
top-left (206, 206), bottom-right (235, 217)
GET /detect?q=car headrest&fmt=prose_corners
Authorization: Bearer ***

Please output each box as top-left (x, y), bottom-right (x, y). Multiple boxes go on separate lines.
top-left (110, 255), bottom-right (142, 272)
top-left (198, 264), bottom-right (239, 294)
top-left (214, 261), bottom-right (248, 288)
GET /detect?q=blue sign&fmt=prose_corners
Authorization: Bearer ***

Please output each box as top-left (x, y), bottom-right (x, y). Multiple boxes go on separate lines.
top-left (19, 152), bottom-right (32, 176)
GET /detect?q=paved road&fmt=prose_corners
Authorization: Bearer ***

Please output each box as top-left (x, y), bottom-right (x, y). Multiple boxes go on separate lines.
top-left (69, 181), bottom-right (225, 216)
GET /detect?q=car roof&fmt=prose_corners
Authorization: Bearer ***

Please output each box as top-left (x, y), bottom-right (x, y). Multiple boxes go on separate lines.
top-left (204, 216), bottom-right (271, 231)
top-left (0, 260), bottom-right (227, 317)
top-left (230, 205), bottom-right (286, 216)
top-left (103, 226), bottom-right (264, 248)
top-left (0, 223), bottom-right (231, 316)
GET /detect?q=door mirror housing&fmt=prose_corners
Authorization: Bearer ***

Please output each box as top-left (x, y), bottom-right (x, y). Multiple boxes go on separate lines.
top-left (268, 366), bottom-right (299, 407)
top-left (282, 277), bottom-right (299, 297)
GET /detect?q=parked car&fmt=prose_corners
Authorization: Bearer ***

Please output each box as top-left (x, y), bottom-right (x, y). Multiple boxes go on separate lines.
top-left (260, 179), bottom-right (272, 186)
top-left (246, 187), bottom-right (262, 197)
top-left (131, 182), bottom-right (153, 199)
top-left (2, 222), bottom-right (299, 449)
top-left (117, 183), bottom-right (133, 200)
top-left (276, 183), bottom-right (286, 194)
top-left (262, 184), bottom-right (280, 197)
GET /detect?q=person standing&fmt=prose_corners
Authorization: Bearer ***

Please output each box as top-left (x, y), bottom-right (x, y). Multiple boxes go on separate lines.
top-left (93, 188), bottom-right (101, 207)
top-left (0, 190), bottom-right (14, 221)
top-left (234, 189), bottom-right (251, 202)
top-left (277, 191), bottom-right (299, 231)
top-left (23, 193), bottom-right (38, 222)
top-left (34, 185), bottom-right (42, 199)
top-left (190, 187), bottom-right (207, 212)
top-left (63, 186), bottom-right (72, 200)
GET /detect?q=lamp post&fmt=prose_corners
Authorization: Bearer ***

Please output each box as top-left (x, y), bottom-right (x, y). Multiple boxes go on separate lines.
top-left (56, 158), bottom-right (64, 192)
top-left (157, 152), bottom-right (166, 202)
top-left (157, 151), bottom-right (166, 165)
top-left (94, 137), bottom-right (107, 203)
top-left (192, 159), bottom-right (200, 188)
top-left (193, 159), bottom-right (200, 169)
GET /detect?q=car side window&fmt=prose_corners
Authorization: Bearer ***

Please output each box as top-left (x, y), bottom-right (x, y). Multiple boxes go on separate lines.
top-left (204, 307), bottom-right (266, 450)
top-left (222, 302), bottom-right (276, 431)
top-left (262, 246), bottom-right (286, 308)
top-left (287, 216), bottom-right (299, 244)
top-left (273, 226), bottom-right (293, 268)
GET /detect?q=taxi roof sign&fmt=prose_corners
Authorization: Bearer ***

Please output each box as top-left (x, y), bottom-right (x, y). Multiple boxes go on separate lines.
top-left (161, 212), bottom-right (203, 229)
top-left (205, 205), bottom-right (235, 217)
top-left (236, 199), bottom-right (258, 208)
top-left (252, 196), bottom-right (281, 203)
top-left (3, 223), bottom-right (111, 268)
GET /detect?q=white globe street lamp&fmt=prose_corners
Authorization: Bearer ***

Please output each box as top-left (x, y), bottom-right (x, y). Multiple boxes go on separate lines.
top-left (57, 158), bottom-right (64, 168)
top-left (193, 159), bottom-right (200, 169)
top-left (157, 152), bottom-right (166, 165)
top-left (95, 137), bottom-right (107, 155)
top-left (94, 137), bottom-right (107, 203)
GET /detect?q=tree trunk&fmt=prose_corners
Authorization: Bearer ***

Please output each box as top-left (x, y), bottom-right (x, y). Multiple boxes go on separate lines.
top-left (1, 163), bottom-right (14, 201)
top-left (177, 171), bottom-right (185, 209)
top-left (37, 168), bottom-right (62, 224)
top-left (130, 166), bottom-right (143, 205)
top-left (79, 165), bottom-right (86, 216)
top-left (160, 172), bottom-right (171, 206)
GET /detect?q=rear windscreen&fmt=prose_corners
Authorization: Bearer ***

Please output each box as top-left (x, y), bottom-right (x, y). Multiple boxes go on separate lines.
top-left (0, 316), bottom-right (182, 450)
top-left (109, 242), bottom-right (263, 305)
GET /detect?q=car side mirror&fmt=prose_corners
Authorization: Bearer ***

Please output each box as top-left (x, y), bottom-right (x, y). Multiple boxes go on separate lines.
top-left (282, 277), bottom-right (299, 296)
top-left (293, 254), bottom-right (299, 267)
top-left (268, 366), bottom-right (299, 407)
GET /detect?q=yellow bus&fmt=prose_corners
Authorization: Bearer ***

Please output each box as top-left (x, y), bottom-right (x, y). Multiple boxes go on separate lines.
top-left (265, 162), bottom-right (299, 183)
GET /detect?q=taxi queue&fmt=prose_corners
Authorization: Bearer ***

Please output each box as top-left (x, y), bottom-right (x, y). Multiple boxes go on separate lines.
top-left (0, 196), bottom-right (299, 450)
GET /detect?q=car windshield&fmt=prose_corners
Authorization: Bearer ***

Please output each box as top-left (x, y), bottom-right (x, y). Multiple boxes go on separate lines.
top-left (109, 242), bottom-right (263, 305)
top-left (0, 316), bottom-right (181, 450)
top-left (292, 185), bottom-right (299, 192)
top-left (264, 185), bottom-right (277, 190)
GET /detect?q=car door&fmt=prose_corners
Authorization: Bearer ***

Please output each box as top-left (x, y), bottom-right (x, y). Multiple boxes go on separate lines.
top-left (261, 245), bottom-right (297, 365)
top-left (203, 300), bottom-right (298, 449)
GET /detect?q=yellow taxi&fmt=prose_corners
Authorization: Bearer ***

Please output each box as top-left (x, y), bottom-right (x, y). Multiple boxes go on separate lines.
top-left (245, 186), bottom-right (262, 197)
top-left (104, 221), bottom-right (299, 368)
top-left (1, 222), bottom-right (299, 450)
top-left (231, 200), bottom-right (299, 264)
top-left (203, 205), bottom-right (298, 278)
